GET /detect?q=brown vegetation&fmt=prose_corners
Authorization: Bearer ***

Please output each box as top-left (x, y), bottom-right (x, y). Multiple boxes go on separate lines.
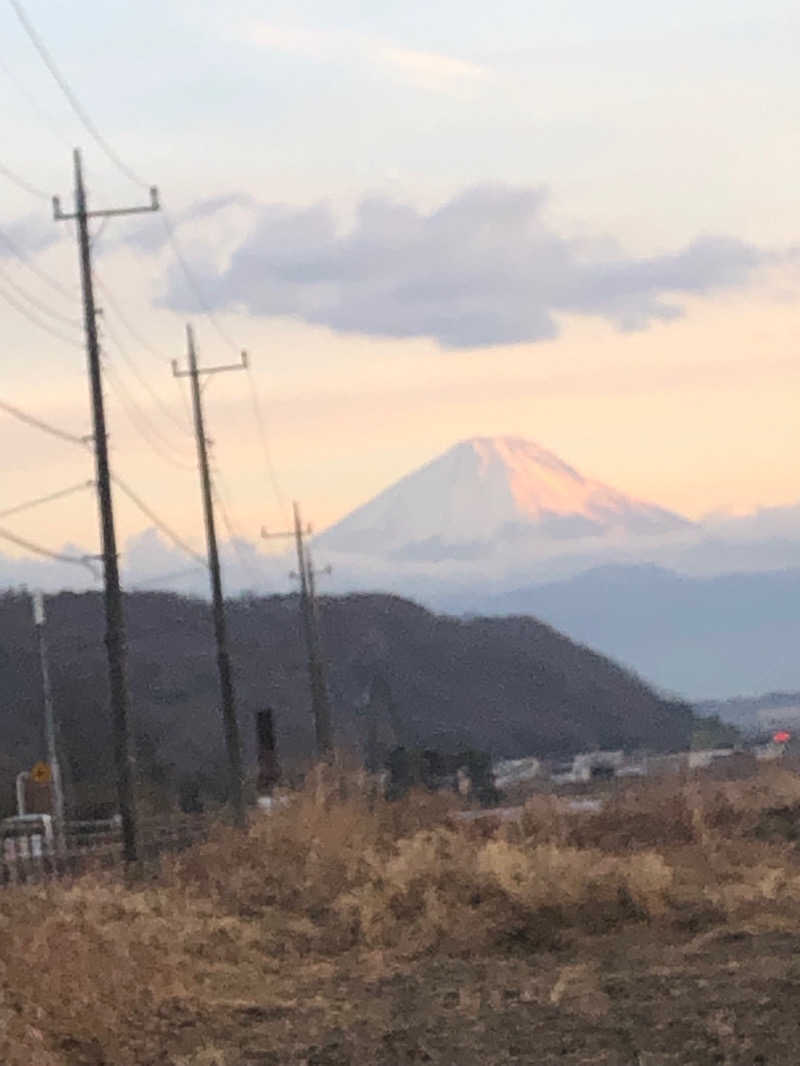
top-left (3, 766), bottom-right (800, 1064)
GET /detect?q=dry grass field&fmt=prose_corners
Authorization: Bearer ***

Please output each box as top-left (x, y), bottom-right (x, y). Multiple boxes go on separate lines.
top-left (3, 765), bottom-right (800, 1065)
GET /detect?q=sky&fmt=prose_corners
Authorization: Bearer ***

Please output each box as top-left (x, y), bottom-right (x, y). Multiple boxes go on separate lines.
top-left (2, 0), bottom-right (800, 590)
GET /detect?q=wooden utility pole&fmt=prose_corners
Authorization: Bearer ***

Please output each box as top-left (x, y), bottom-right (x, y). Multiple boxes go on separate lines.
top-left (173, 325), bottom-right (247, 826)
top-left (262, 503), bottom-right (332, 759)
top-left (303, 533), bottom-right (333, 759)
top-left (53, 149), bottom-right (159, 864)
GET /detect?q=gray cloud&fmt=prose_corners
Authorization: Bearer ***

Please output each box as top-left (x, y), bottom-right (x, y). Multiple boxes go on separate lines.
top-left (0, 214), bottom-right (61, 260)
top-left (118, 192), bottom-right (256, 256)
top-left (160, 184), bottom-right (763, 348)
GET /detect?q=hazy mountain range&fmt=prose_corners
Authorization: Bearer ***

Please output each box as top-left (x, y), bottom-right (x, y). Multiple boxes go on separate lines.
top-left (696, 690), bottom-right (800, 735)
top-left (4, 435), bottom-right (800, 700)
top-left (0, 589), bottom-right (692, 815)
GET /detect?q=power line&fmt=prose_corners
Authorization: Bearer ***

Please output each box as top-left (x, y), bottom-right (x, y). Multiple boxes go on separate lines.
top-left (94, 273), bottom-right (170, 365)
top-left (7, 0), bottom-right (148, 190)
top-left (104, 363), bottom-right (195, 472)
top-left (110, 471), bottom-right (207, 566)
top-left (0, 48), bottom-right (73, 149)
top-left (0, 524), bottom-right (98, 575)
top-left (159, 208), bottom-right (241, 355)
top-left (210, 463), bottom-right (263, 589)
top-left (95, 273), bottom-right (195, 437)
top-left (0, 397), bottom-right (89, 445)
top-left (174, 371), bottom-right (193, 429)
top-left (6, 0), bottom-right (248, 365)
top-left (0, 157), bottom-right (49, 200)
top-left (99, 309), bottom-right (193, 436)
top-left (0, 262), bottom-right (81, 328)
top-left (245, 361), bottom-right (288, 518)
top-left (0, 224), bottom-right (76, 299)
top-left (0, 276), bottom-right (84, 347)
top-left (0, 479), bottom-right (93, 521)
top-left (94, 276), bottom-right (196, 437)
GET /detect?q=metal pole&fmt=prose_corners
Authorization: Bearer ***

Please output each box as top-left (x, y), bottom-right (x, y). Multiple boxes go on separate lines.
top-left (31, 591), bottom-right (65, 842)
top-left (15, 772), bottom-right (29, 816)
top-left (72, 149), bottom-right (138, 864)
top-left (185, 324), bottom-right (245, 827)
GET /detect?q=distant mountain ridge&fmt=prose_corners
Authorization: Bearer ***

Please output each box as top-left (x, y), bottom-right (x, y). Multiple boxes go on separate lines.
top-left (696, 690), bottom-right (800, 734)
top-left (317, 437), bottom-right (692, 561)
top-left (0, 589), bottom-right (692, 815)
top-left (485, 565), bottom-right (800, 700)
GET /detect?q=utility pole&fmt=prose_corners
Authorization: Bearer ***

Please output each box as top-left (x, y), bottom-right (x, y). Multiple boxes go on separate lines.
top-left (173, 324), bottom-right (247, 826)
top-left (303, 538), bottom-right (333, 758)
top-left (262, 502), bottom-right (332, 759)
top-left (31, 591), bottom-right (65, 844)
top-left (54, 149), bottom-right (159, 865)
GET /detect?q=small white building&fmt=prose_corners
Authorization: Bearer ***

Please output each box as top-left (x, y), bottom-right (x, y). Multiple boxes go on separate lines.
top-left (493, 756), bottom-right (541, 791)
top-left (687, 748), bottom-right (735, 770)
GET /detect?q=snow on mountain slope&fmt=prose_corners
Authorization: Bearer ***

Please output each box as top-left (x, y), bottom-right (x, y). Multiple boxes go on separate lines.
top-left (317, 437), bottom-right (692, 560)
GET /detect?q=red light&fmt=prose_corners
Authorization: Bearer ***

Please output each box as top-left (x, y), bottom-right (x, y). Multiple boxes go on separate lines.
top-left (774, 731), bottom-right (791, 744)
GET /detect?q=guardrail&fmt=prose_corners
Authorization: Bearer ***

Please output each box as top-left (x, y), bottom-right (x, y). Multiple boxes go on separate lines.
top-left (1, 814), bottom-right (211, 885)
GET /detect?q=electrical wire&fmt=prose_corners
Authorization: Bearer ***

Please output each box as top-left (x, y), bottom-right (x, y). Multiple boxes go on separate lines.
top-left (7, 0), bottom-right (149, 191)
top-left (174, 372), bottom-right (194, 430)
top-left (0, 49), bottom-right (73, 150)
top-left (103, 363), bottom-right (195, 472)
top-left (99, 311), bottom-right (193, 436)
top-left (245, 361), bottom-right (288, 519)
top-left (209, 464), bottom-right (262, 589)
top-left (0, 479), bottom-right (93, 521)
top-left (0, 277), bottom-right (84, 347)
top-left (110, 471), bottom-right (207, 566)
top-left (0, 397), bottom-right (89, 446)
top-left (6, 1), bottom-right (248, 367)
top-left (0, 262), bottom-right (81, 328)
top-left (94, 273), bottom-right (170, 366)
top-left (0, 157), bottom-right (49, 200)
top-left (158, 208), bottom-right (241, 356)
top-left (0, 224), bottom-right (76, 299)
top-left (0, 524), bottom-right (98, 575)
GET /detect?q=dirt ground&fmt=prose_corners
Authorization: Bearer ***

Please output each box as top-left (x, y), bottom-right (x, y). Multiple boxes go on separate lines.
top-left (11, 770), bottom-right (800, 1066)
top-left (60, 925), bottom-right (798, 1066)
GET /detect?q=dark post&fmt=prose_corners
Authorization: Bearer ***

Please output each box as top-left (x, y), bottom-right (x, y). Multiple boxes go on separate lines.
top-left (255, 709), bottom-right (280, 795)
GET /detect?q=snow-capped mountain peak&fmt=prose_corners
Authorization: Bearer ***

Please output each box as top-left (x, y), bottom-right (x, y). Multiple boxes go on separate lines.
top-left (317, 436), bottom-right (692, 560)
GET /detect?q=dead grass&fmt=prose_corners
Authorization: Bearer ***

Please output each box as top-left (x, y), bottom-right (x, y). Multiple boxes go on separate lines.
top-left (3, 764), bottom-right (800, 1064)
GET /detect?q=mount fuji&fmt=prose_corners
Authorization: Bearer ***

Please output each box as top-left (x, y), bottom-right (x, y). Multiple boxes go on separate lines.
top-left (316, 437), bottom-right (692, 562)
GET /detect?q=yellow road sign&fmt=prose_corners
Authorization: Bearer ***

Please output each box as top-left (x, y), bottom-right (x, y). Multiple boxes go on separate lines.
top-left (30, 761), bottom-right (51, 785)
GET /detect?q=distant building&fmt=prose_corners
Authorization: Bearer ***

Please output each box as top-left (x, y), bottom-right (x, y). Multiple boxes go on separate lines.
top-left (493, 757), bottom-right (541, 791)
top-left (688, 748), bottom-right (734, 770)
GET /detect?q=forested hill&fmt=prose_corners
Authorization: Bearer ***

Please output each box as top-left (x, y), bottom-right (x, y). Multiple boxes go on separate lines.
top-left (0, 589), bottom-right (692, 814)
